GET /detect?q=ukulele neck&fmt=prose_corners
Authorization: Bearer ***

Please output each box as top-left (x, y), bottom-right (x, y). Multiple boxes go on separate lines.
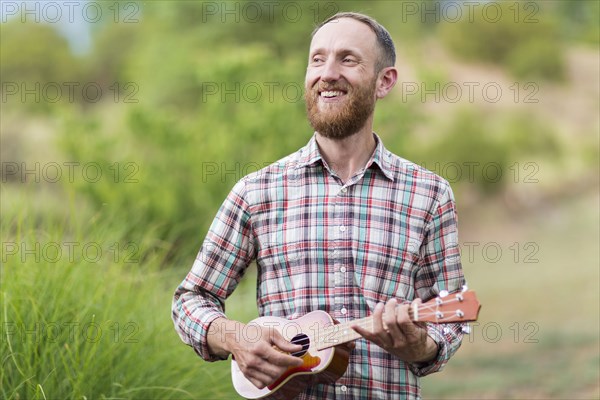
top-left (314, 316), bottom-right (373, 350)
top-left (313, 291), bottom-right (480, 351)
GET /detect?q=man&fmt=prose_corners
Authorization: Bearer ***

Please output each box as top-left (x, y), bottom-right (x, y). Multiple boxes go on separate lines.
top-left (172, 12), bottom-right (466, 399)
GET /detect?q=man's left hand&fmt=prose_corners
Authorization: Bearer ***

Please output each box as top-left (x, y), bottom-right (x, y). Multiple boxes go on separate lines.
top-left (352, 298), bottom-right (439, 363)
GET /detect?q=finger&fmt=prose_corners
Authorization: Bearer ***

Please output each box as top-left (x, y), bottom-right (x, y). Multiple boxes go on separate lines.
top-left (386, 302), bottom-right (413, 347)
top-left (248, 377), bottom-right (267, 390)
top-left (351, 323), bottom-right (377, 342)
top-left (371, 302), bottom-right (386, 333)
top-left (240, 355), bottom-right (283, 389)
top-left (394, 302), bottom-right (411, 324)
top-left (383, 298), bottom-right (398, 332)
top-left (271, 331), bottom-right (303, 354)
top-left (351, 322), bottom-right (367, 337)
top-left (352, 318), bottom-right (387, 344)
top-left (246, 369), bottom-right (276, 390)
top-left (396, 301), bottom-right (426, 343)
top-left (269, 352), bottom-right (304, 367)
top-left (395, 303), bottom-right (418, 337)
top-left (269, 333), bottom-right (304, 367)
top-left (264, 345), bottom-right (304, 367)
top-left (259, 357), bottom-right (297, 379)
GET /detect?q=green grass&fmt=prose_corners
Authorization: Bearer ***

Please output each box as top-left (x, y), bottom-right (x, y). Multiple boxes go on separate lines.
top-left (0, 186), bottom-right (235, 399)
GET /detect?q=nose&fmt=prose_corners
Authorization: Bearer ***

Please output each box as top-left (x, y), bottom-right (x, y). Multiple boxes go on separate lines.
top-left (320, 58), bottom-right (341, 83)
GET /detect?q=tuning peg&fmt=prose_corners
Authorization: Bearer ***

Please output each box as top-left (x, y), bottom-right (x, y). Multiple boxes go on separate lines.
top-left (461, 325), bottom-right (471, 334)
top-left (462, 284), bottom-right (469, 292)
top-left (439, 290), bottom-right (449, 298)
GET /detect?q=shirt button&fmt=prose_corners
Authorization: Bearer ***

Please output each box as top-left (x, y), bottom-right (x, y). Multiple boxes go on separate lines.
top-left (340, 266), bottom-right (346, 273)
top-left (339, 226), bottom-right (346, 232)
top-left (340, 307), bottom-right (347, 315)
top-left (341, 385), bottom-right (347, 392)
top-left (340, 187), bottom-right (347, 194)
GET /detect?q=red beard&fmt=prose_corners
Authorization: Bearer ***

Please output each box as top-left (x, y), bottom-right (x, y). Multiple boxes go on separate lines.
top-left (305, 77), bottom-right (377, 140)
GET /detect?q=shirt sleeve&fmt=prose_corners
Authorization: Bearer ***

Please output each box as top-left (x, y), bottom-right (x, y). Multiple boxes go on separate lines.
top-left (171, 179), bottom-right (255, 361)
top-left (409, 179), bottom-right (466, 376)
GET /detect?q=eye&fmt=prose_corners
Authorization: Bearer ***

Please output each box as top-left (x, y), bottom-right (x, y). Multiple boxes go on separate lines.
top-left (342, 57), bottom-right (357, 64)
top-left (312, 56), bottom-right (324, 63)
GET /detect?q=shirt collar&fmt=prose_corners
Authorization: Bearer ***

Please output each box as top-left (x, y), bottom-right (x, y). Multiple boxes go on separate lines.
top-left (295, 132), bottom-right (395, 182)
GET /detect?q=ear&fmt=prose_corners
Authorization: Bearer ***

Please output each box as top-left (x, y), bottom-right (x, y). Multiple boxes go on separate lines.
top-left (375, 67), bottom-right (398, 99)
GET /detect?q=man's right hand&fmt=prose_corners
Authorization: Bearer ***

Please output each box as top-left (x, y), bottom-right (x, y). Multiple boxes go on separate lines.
top-left (207, 317), bottom-right (304, 389)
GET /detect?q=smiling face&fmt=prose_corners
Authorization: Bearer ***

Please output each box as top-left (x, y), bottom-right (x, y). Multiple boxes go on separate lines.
top-left (304, 18), bottom-right (382, 140)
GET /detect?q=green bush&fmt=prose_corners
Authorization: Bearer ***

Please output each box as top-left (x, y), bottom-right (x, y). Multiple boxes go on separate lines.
top-left (439, 2), bottom-right (566, 81)
top-left (415, 109), bottom-right (511, 195)
top-left (411, 109), bottom-right (563, 196)
top-left (507, 38), bottom-right (566, 81)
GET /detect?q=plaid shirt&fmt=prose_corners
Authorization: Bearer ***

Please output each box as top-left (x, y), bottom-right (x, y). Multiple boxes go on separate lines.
top-left (172, 133), bottom-right (465, 399)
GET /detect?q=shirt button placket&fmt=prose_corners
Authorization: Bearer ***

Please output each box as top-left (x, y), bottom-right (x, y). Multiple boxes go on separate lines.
top-left (336, 185), bottom-right (352, 399)
top-left (334, 184), bottom-right (350, 322)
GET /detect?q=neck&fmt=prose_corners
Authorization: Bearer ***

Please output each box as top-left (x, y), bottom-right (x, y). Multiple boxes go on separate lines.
top-left (315, 125), bottom-right (376, 183)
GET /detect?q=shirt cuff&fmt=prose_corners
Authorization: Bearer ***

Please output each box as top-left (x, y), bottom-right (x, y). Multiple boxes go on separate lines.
top-left (191, 310), bottom-right (227, 362)
top-left (408, 324), bottom-right (450, 376)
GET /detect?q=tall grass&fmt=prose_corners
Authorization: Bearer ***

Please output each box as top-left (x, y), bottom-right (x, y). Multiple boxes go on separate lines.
top-left (0, 186), bottom-right (237, 399)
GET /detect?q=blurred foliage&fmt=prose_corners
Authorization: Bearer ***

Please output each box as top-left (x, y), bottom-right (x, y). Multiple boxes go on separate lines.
top-left (0, 20), bottom-right (78, 84)
top-left (0, 20), bottom-right (83, 113)
top-left (1, 0), bottom-right (595, 262)
top-left (410, 109), bottom-right (562, 195)
top-left (55, 2), bottom-right (316, 261)
top-left (505, 38), bottom-right (566, 81)
top-left (1, 1), bottom-right (598, 398)
top-left (551, 0), bottom-right (600, 45)
top-left (439, 2), bottom-right (567, 81)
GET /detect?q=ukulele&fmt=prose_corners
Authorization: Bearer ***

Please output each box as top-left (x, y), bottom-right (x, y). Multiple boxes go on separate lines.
top-left (231, 290), bottom-right (481, 399)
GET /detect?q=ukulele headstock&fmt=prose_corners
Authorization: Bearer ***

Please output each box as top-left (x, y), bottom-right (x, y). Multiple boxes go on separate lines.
top-left (413, 290), bottom-right (481, 323)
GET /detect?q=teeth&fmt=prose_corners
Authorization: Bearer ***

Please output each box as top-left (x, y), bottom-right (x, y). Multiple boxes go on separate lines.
top-left (321, 91), bottom-right (344, 98)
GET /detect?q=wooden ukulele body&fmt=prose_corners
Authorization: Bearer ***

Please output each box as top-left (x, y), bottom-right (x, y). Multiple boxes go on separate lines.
top-left (231, 310), bottom-right (350, 400)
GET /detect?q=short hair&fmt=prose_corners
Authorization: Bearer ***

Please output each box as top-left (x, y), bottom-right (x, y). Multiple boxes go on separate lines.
top-left (311, 12), bottom-right (396, 72)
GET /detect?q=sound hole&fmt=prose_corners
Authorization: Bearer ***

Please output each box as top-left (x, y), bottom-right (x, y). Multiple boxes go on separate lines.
top-left (290, 333), bottom-right (310, 357)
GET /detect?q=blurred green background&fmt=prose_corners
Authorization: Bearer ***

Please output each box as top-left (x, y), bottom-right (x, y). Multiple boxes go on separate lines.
top-left (1, 1), bottom-right (598, 398)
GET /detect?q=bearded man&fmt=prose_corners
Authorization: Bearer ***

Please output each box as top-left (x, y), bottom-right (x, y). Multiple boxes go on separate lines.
top-left (172, 12), bottom-right (466, 400)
